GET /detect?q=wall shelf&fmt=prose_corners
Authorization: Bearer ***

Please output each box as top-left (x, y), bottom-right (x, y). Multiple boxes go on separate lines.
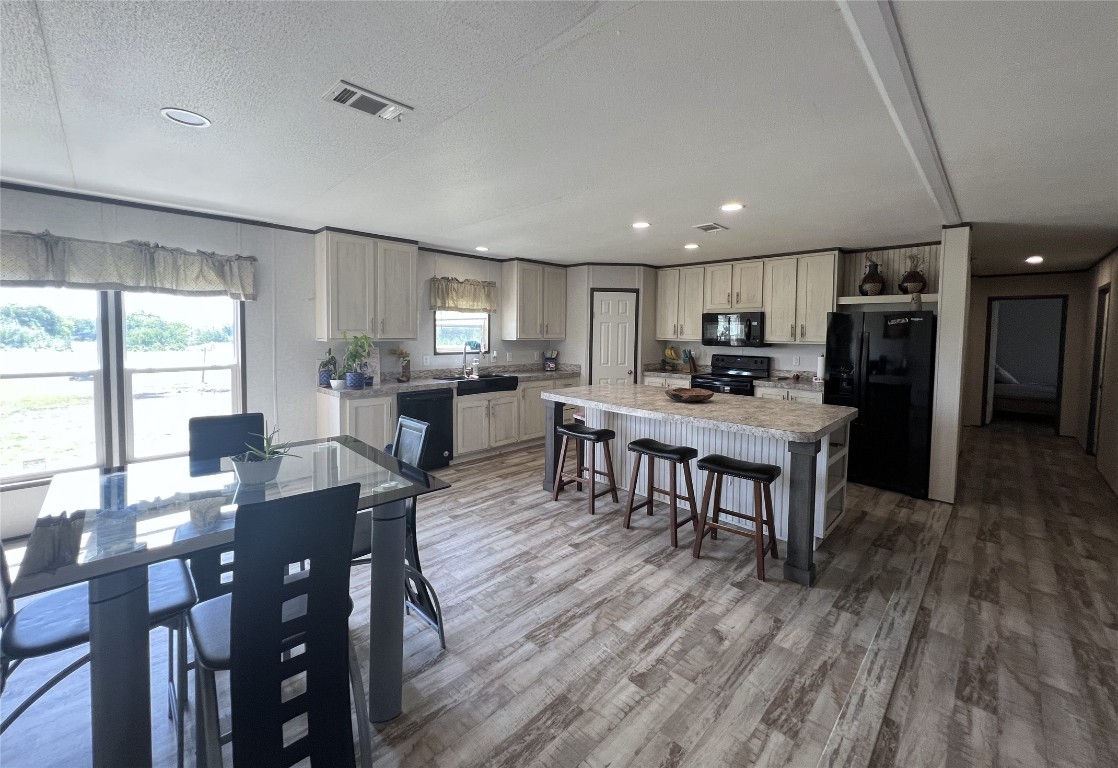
top-left (836, 293), bottom-right (939, 305)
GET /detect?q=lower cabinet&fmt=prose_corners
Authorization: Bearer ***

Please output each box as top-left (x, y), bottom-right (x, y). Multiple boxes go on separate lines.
top-left (518, 377), bottom-right (579, 440)
top-left (752, 386), bottom-right (823, 404)
top-left (455, 392), bottom-right (521, 456)
top-left (316, 392), bottom-right (396, 449)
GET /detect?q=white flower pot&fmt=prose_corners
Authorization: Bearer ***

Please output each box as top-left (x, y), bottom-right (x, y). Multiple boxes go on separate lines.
top-left (232, 455), bottom-right (283, 485)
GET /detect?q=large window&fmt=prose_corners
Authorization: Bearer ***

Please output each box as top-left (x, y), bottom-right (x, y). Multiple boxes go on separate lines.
top-left (434, 310), bottom-right (490, 354)
top-left (0, 286), bottom-right (242, 481)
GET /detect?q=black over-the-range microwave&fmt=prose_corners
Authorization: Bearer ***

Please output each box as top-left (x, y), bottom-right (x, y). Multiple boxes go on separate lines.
top-left (701, 311), bottom-right (768, 347)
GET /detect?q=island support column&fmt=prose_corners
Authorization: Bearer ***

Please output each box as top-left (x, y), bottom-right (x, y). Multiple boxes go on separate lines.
top-left (542, 399), bottom-right (566, 492)
top-left (784, 440), bottom-right (820, 586)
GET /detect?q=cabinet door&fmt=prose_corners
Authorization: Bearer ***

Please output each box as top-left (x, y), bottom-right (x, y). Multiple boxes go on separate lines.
top-left (655, 269), bottom-right (680, 339)
top-left (518, 382), bottom-right (549, 440)
top-left (677, 267), bottom-right (705, 341)
top-left (753, 387), bottom-right (786, 400)
top-left (517, 263), bottom-right (543, 339)
top-left (643, 375), bottom-right (666, 388)
top-left (789, 389), bottom-right (824, 404)
top-left (795, 253), bottom-right (836, 343)
top-left (541, 267), bottom-right (567, 339)
top-left (320, 233), bottom-right (375, 340)
top-left (732, 261), bottom-right (764, 309)
top-left (345, 397), bottom-right (395, 449)
top-left (489, 394), bottom-right (521, 447)
top-left (703, 264), bottom-right (733, 311)
top-left (455, 398), bottom-right (489, 455)
top-left (763, 258), bottom-right (799, 343)
top-left (376, 242), bottom-right (418, 340)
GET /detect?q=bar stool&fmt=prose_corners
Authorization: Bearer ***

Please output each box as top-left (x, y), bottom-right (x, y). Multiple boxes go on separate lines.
top-left (623, 438), bottom-right (699, 548)
top-left (692, 454), bottom-right (780, 581)
top-left (552, 423), bottom-right (619, 515)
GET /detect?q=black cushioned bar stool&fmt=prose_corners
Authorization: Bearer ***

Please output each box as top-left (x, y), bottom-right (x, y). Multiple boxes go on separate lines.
top-left (623, 438), bottom-right (700, 548)
top-left (692, 454), bottom-right (780, 581)
top-left (552, 423), bottom-right (619, 516)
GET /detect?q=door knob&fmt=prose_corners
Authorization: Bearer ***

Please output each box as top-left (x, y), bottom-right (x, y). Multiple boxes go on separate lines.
top-left (627, 370), bottom-right (633, 375)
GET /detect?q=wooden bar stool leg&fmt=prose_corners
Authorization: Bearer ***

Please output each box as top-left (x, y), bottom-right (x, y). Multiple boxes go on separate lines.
top-left (623, 453), bottom-right (642, 529)
top-left (552, 436), bottom-right (570, 500)
top-left (753, 481), bottom-right (766, 581)
top-left (669, 466), bottom-right (679, 548)
top-left (646, 456), bottom-right (655, 515)
top-left (693, 471), bottom-right (716, 558)
top-left (682, 461), bottom-right (699, 533)
top-left (602, 441), bottom-right (619, 502)
top-left (711, 474), bottom-right (724, 540)
top-left (575, 439), bottom-right (585, 492)
top-left (763, 483), bottom-right (778, 558)
top-left (587, 441), bottom-right (597, 515)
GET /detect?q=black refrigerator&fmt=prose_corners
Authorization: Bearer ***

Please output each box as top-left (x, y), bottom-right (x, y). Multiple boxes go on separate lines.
top-left (824, 311), bottom-right (937, 499)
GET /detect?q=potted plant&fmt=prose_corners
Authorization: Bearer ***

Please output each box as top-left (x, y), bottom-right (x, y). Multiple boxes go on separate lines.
top-left (389, 346), bottom-right (411, 383)
top-left (230, 423), bottom-right (298, 485)
top-left (342, 332), bottom-right (374, 389)
top-left (319, 348), bottom-right (339, 388)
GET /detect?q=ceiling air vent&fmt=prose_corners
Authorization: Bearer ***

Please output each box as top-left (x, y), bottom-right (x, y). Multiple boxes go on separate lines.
top-left (692, 222), bottom-right (729, 233)
top-left (323, 80), bottom-right (413, 122)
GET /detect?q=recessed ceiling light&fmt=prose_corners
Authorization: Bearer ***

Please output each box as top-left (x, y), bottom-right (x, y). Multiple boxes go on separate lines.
top-left (160, 107), bottom-right (210, 128)
top-left (475, 246), bottom-right (489, 252)
top-left (684, 243), bottom-right (699, 250)
top-left (1026, 255), bottom-right (1044, 264)
top-left (720, 202), bottom-right (744, 212)
top-left (632, 221), bottom-right (650, 229)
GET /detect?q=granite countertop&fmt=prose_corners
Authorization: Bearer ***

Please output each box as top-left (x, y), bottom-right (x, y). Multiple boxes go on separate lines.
top-left (542, 384), bottom-right (856, 443)
top-left (755, 377), bottom-right (824, 393)
top-left (319, 368), bottom-right (582, 399)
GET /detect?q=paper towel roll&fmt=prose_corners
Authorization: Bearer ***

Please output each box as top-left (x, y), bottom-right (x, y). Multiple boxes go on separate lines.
top-left (816, 355), bottom-right (826, 380)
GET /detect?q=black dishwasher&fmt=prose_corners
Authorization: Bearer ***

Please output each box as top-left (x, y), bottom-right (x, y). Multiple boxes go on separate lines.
top-left (396, 389), bottom-right (453, 470)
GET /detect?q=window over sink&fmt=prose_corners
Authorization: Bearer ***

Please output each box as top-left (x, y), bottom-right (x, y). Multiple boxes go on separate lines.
top-left (434, 310), bottom-right (490, 355)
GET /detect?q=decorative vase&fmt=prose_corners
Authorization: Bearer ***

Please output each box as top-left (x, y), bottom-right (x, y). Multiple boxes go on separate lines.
top-left (859, 262), bottom-right (886, 296)
top-left (231, 455), bottom-right (283, 485)
top-left (318, 369), bottom-right (331, 387)
top-left (330, 379), bottom-right (346, 390)
top-left (898, 269), bottom-right (927, 295)
top-left (397, 358), bottom-right (411, 383)
top-left (345, 371), bottom-right (365, 389)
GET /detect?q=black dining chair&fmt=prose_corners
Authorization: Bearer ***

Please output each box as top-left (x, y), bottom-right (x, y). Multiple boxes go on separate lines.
top-left (182, 413), bottom-right (265, 601)
top-left (0, 544), bottom-right (197, 768)
top-left (351, 417), bottom-right (446, 648)
top-left (188, 484), bottom-right (372, 768)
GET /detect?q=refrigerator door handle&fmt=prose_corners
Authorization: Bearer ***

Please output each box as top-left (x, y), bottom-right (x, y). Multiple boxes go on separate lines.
top-left (857, 331), bottom-right (870, 413)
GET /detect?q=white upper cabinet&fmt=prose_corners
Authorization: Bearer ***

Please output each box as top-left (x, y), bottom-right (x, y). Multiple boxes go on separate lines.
top-left (705, 261), bottom-right (764, 311)
top-left (501, 261), bottom-right (567, 340)
top-left (657, 266), bottom-right (704, 340)
top-left (315, 231), bottom-right (418, 341)
top-left (763, 252), bottom-right (836, 344)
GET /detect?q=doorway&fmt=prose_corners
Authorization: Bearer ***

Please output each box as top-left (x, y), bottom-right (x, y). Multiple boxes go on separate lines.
top-left (1087, 284), bottom-right (1111, 455)
top-left (981, 295), bottom-right (1067, 431)
top-left (589, 289), bottom-right (639, 384)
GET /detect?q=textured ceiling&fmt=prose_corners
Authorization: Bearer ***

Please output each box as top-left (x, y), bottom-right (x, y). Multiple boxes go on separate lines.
top-left (1, 1), bottom-right (1115, 274)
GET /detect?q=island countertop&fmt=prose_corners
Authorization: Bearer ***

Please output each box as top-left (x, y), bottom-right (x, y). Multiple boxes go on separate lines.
top-left (542, 384), bottom-right (856, 443)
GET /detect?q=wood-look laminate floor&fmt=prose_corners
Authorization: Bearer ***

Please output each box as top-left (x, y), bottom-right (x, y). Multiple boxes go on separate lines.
top-left (1, 422), bottom-right (1115, 768)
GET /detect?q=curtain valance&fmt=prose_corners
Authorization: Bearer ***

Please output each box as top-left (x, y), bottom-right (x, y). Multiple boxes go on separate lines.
top-left (429, 276), bottom-right (498, 313)
top-left (0, 230), bottom-right (257, 300)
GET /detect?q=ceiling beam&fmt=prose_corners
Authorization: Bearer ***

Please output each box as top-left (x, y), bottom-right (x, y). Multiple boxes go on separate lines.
top-left (838, 0), bottom-right (962, 225)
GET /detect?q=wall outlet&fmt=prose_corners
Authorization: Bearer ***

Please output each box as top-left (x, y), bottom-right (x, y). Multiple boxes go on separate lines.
top-left (423, 355), bottom-right (430, 366)
top-left (506, 351), bottom-right (513, 362)
top-left (792, 356), bottom-right (800, 366)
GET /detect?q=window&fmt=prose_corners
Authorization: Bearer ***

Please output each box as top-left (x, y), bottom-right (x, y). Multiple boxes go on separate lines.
top-left (434, 310), bottom-right (490, 355)
top-left (0, 286), bottom-right (242, 481)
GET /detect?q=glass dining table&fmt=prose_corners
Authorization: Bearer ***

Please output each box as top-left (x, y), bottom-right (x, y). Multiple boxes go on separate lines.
top-left (8, 435), bottom-right (450, 768)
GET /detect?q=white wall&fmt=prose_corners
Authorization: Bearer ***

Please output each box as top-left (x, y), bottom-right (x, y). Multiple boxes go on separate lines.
top-left (995, 298), bottom-right (1063, 385)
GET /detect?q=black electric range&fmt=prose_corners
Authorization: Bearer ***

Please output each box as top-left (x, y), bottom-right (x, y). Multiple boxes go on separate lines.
top-left (690, 354), bottom-right (771, 396)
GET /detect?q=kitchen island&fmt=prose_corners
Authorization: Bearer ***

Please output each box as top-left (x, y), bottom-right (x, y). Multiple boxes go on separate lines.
top-left (541, 385), bottom-right (858, 586)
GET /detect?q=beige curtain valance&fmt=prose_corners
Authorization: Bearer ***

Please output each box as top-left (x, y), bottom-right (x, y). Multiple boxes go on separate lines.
top-left (429, 276), bottom-right (498, 313)
top-left (0, 230), bottom-right (257, 300)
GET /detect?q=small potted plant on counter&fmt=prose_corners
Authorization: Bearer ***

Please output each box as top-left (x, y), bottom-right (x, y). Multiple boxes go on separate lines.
top-left (319, 348), bottom-right (341, 388)
top-left (389, 346), bottom-right (411, 383)
top-left (231, 423), bottom-right (297, 485)
top-left (343, 332), bottom-right (374, 389)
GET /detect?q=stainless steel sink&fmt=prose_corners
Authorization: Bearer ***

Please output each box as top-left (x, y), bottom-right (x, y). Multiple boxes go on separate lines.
top-left (432, 373), bottom-right (519, 395)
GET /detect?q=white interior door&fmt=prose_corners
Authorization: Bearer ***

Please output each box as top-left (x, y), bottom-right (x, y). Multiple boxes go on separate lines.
top-left (985, 301), bottom-right (1000, 424)
top-left (593, 291), bottom-right (636, 385)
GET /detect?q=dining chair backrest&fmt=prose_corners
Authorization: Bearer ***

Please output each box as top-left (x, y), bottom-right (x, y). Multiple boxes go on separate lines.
top-left (0, 545), bottom-right (11, 632)
top-left (228, 483), bottom-right (361, 768)
top-left (392, 416), bottom-right (429, 468)
top-left (188, 412), bottom-right (265, 477)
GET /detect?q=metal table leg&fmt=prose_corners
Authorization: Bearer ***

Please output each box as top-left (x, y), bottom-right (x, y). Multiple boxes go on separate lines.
top-left (783, 439), bottom-right (820, 586)
top-left (367, 498), bottom-right (407, 722)
top-left (88, 565), bottom-right (152, 768)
